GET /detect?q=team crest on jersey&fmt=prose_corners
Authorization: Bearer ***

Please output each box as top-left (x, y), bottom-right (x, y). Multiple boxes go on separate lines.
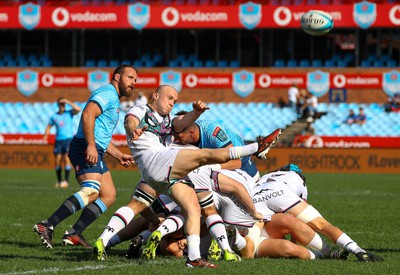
top-left (16, 69), bottom-right (39, 97)
top-left (239, 2), bottom-right (262, 30)
top-left (382, 70), bottom-right (400, 97)
top-left (212, 126), bottom-right (228, 142)
top-left (307, 70), bottom-right (330, 97)
top-left (232, 70), bottom-right (255, 97)
top-left (87, 70), bottom-right (110, 92)
top-left (353, 1), bottom-right (376, 29)
top-left (160, 70), bottom-right (182, 92)
top-left (127, 2), bottom-right (150, 30)
top-left (19, 2), bottom-right (41, 30)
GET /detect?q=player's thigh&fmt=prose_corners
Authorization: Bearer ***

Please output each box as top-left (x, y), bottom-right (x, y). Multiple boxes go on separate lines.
top-left (171, 149), bottom-right (211, 179)
top-left (256, 239), bottom-right (298, 258)
top-left (98, 171), bottom-right (116, 203)
top-left (170, 182), bottom-right (200, 216)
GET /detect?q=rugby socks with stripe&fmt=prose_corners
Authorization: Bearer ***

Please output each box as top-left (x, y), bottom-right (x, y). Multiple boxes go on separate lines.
top-left (206, 214), bottom-right (232, 252)
top-left (47, 195), bottom-right (82, 227)
top-left (68, 198), bottom-right (107, 235)
top-left (158, 215), bottom-right (184, 237)
top-left (336, 233), bottom-right (366, 254)
top-left (99, 206), bottom-right (135, 247)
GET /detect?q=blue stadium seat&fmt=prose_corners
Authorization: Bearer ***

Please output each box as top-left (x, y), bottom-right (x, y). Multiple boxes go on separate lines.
top-left (168, 60), bottom-right (179, 67)
top-left (287, 59), bottom-right (297, 67)
top-left (97, 60), bottom-right (108, 67)
top-left (337, 60), bottom-right (348, 67)
top-left (181, 60), bottom-right (192, 67)
top-left (205, 60), bottom-right (216, 67)
top-left (360, 60), bottom-right (370, 67)
top-left (144, 60), bottom-right (155, 67)
top-left (373, 60), bottom-right (384, 67)
top-left (193, 60), bottom-right (204, 67)
top-left (311, 59), bottom-right (322, 67)
top-left (109, 59), bottom-right (119, 67)
top-left (386, 60), bottom-right (397, 67)
top-left (324, 60), bottom-right (335, 67)
top-left (217, 60), bottom-right (228, 67)
top-left (85, 59), bottom-right (96, 67)
top-left (230, 60), bottom-right (240, 67)
top-left (274, 59), bottom-right (285, 67)
top-left (6, 60), bottom-right (17, 67)
top-left (42, 60), bottom-right (53, 67)
top-left (299, 59), bottom-right (310, 67)
top-left (133, 60), bottom-right (143, 67)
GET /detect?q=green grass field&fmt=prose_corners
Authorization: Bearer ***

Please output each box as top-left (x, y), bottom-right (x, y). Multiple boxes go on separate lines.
top-left (0, 169), bottom-right (399, 274)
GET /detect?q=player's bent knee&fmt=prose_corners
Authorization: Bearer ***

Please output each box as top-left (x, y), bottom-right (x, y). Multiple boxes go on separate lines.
top-left (76, 181), bottom-right (100, 206)
top-left (296, 205), bottom-right (322, 224)
top-left (132, 186), bottom-right (156, 207)
top-left (198, 192), bottom-right (214, 209)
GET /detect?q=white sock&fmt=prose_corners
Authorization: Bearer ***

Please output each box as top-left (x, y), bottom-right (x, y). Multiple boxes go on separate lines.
top-left (228, 143), bottom-right (258, 159)
top-left (158, 215), bottom-right (184, 238)
top-left (187, 234), bottom-right (201, 261)
top-left (99, 206), bottom-right (134, 246)
top-left (234, 231), bottom-right (247, 251)
top-left (307, 233), bottom-right (331, 256)
top-left (308, 249), bottom-right (316, 259)
top-left (336, 233), bottom-right (366, 254)
top-left (206, 214), bottom-right (231, 251)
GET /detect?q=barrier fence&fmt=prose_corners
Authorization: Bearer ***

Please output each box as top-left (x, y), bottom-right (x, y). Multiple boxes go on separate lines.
top-left (1, 145), bottom-right (398, 173)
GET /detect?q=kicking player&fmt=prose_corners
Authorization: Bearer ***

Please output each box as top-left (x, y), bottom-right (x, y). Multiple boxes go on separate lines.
top-left (92, 84), bottom-right (281, 268)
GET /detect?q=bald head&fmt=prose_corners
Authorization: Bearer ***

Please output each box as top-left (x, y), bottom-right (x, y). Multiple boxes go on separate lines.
top-left (149, 85), bottom-right (178, 116)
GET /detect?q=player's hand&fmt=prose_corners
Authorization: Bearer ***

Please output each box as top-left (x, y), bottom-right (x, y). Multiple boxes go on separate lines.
top-left (192, 100), bottom-right (209, 114)
top-left (85, 145), bottom-right (98, 166)
top-left (128, 125), bottom-right (148, 143)
top-left (251, 211), bottom-right (264, 221)
top-left (119, 153), bottom-right (135, 168)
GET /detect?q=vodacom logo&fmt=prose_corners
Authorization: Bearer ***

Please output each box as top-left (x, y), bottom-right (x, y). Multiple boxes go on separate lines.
top-left (52, 7), bottom-right (70, 27)
top-left (185, 74), bottom-right (198, 88)
top-left (305, 135), bottom-right (324, 148)
top-left (41, 73), bottom-right (54, 87)
top-left (273, 7), bottom-right (292, 26)
top-left (258, 74), bottom-right (271, 88)
top-left (389, 5), bottom-right (400, 25)
top-left (161, 7), bottom-right (179, 27)
top-left (333, 74), bottom-right (346, 88)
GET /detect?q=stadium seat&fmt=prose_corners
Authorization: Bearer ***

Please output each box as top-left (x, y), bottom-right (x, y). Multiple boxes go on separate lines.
top-left (360, 60), bottom-right (370, 67)
top-left (386, 60), bottom-right (397, 67)
top-left (337, 60), bottom-right (348, 67)
top-left (299, 59), bottom-right (310, 67)
top-left (85, 59), bottom-right (96, 67)
top-left (373, 60), bottom-right (384, 67)
top-left (133, 60), bottom-right (143, 67)
top-left (274, 59), bottom-right (285, 67)
top-left (193, 60), bottom-right (204, 67)
top-left (324, 60), bottom-right (335, 67)
top-left (287, 59), bottom-right (297, 67)
top-left (311, 59), bottom-right (322, 67)
top-left (97, 59), bottom-right (108, 67)
top-left (168, 60), bottom-right (179, 67)
top-left (217, 60), bottom-right (228, 67)
top-left (109, 59), bottom-right (119, 67)
top-left (144, 60), bottom-right (155, 67)
top-left (230, 60), bottom-right (240, 67)
top-left (181, 60), bottom-right (192, 67)
top-left (205, 60), bottom-right (216, 67)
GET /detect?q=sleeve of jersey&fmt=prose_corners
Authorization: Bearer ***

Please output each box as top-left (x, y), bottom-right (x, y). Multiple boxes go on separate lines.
top-left (89, 92), bottom-right (107, 113)
top-left (208, 127), bottom-right (232, 148)
top-left (125, 105), bottom-right (145, 123)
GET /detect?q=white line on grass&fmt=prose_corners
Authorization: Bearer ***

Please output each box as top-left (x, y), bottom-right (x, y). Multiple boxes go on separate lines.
top-left (0, 260), bottom-right (165, 275)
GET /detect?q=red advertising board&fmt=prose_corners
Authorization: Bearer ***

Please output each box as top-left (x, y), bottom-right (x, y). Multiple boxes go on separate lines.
top-left (293, 135), bottom-right (400, 148)
top-left (2, 134), bottom-right (400, 148)
top-left (1, 3), bottom-right (399, 30)
top-left (1, 69), bottom-right (399, 95)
